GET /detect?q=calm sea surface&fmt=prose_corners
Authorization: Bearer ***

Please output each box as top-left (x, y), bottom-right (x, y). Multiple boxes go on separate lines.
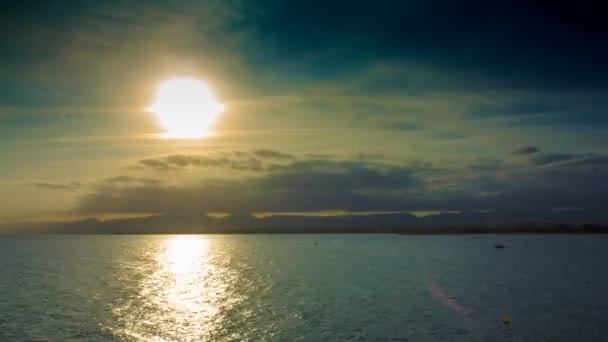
top-left (0, 234), bottom-right (607, 341)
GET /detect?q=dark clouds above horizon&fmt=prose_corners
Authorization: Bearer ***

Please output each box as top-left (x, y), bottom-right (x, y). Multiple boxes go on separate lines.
top-left (1, 0), bottom-right (607, 226)
top-left (64, 149), bottom-right (608, 221)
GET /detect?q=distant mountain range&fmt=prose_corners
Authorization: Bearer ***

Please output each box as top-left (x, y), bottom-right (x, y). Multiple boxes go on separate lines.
top-left (1, 210), bottom-right (607, 234)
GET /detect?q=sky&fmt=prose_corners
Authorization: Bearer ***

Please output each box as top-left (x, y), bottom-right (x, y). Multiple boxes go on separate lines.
top-left (1, 0), bottom-right (607, 230)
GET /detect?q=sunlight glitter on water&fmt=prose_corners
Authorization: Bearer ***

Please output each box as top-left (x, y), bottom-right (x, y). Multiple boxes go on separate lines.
top-left (116, 235), bottom-right (242, 341)
top-left (162, 236), bottom-right (217, 318)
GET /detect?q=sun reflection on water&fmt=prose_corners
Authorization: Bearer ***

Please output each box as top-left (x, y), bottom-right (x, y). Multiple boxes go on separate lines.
top-left (162, 235), bottom-right (216, 316)
top-left (116, 235), bottom-right (242, 341)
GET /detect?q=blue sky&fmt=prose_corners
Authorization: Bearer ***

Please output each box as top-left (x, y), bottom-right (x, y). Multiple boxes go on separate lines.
top-left (1, 0), bottom-right (607, 227)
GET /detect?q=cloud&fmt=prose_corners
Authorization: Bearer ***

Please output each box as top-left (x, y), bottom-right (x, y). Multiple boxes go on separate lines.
top-left (250, 149), bottom-right (295, 159)
top-left (254, 159), bottom-right (420, 191)
top-left (104, 176), bottom-right (162, 185)
top-left (530, 153), bottom-right (596, 166)
top-left (29, 181), bottom-right (82, 191)
top-left (392, 122), bottom-right (422, 131)
top-left (27, 176), bottom-right (162, 192)
top-left (510, 146), bottom-right (540, 155)
top-left (74, 158), bottom-right (427, 215)
top-left (136, 150), bottom-right (297, 172)
top-left (69, 150), bottom-right (608, 223)
top-left (138, 158), bottom-right (176, 171)
top-left (532, 153), bottom-right (608, 168)
top-left (353, 153), bottom-right (386, 161)
top-left (467, 94), bottom-right (608, 128)
top-left (554, 155), bottom-right (608, 168)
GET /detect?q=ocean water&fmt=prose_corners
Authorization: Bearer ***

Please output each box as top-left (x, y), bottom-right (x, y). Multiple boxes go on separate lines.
top-left (0, 235), bottom-right (607, 341)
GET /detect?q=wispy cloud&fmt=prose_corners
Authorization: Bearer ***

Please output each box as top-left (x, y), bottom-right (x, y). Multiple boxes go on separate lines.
top-left (136, 150), bottom-right (297, 172)
top-left (29, 181), bottom-right (82, 191)
top-left (103, 176), bottom-right (163, 185)
top-left (510, 146), bottom-right (540, 155)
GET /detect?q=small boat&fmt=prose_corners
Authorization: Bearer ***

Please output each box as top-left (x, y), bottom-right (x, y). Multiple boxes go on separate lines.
top-left (494, 243), bottom-right (507, 249)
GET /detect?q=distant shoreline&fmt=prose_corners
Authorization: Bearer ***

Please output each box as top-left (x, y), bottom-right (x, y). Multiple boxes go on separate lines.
top-left (2, 226), bottom-right (607, 235)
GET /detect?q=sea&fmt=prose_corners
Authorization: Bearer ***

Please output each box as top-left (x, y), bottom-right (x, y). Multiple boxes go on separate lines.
top-left (0, 234), bottom-right (607, 341)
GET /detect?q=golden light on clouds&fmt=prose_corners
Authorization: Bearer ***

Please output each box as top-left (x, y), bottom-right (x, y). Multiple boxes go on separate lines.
top-left (148, 77), bottom-right (224, 139)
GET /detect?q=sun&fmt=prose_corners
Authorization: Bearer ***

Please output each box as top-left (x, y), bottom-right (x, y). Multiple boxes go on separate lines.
top-left (148, 77), bottom-right (225, 139)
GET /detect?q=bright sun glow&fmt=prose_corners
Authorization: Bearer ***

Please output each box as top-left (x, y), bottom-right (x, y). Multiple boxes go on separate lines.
top-left (148, 77), bottom-right (224, 139)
